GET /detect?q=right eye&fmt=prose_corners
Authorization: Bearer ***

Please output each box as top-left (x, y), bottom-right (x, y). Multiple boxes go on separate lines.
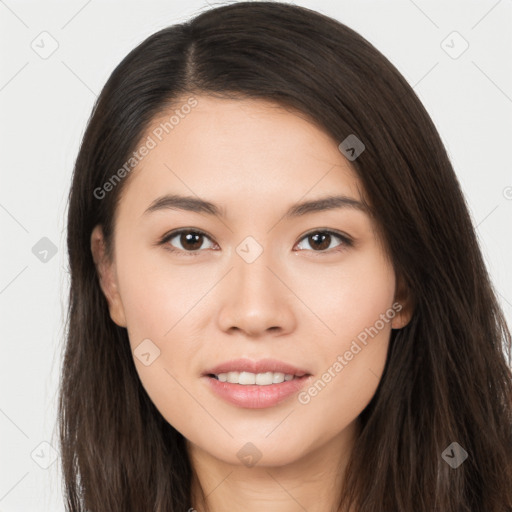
top-left (159, 229), bottom-right (217, 256)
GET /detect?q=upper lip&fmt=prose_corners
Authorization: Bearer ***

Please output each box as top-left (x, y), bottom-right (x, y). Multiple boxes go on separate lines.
top-left (203, 358), bottom-right (310, 377)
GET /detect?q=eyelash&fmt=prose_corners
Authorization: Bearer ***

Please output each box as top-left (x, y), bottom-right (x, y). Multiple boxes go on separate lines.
top-left (158, 228), bottom-right (353, 257)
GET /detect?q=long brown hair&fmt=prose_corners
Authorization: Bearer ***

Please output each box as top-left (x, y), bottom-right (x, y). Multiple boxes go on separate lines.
top-left (58, 2), bottom-right (512, 510)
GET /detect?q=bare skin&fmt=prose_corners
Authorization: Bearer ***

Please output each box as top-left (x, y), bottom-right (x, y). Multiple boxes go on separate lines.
top-left (91, 95), bottom-right (413, 512)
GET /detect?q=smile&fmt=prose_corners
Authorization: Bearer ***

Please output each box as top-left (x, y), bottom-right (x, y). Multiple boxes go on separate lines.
top-left (210, 371), bottom-right (300, 385)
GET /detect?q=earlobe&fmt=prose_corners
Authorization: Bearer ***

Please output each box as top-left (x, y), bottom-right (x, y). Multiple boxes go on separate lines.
top-left (391, 274), bottom-right (415, 330)
top-left (90, 225), bottom-right (127, 328)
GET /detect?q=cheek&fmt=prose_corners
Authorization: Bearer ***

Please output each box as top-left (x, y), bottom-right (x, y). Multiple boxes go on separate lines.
top-left (113, 247), bottom-right (210, 436)
top-left (293, 249), bottom-right (396, 350)
top-left (115, 243), bottom-right (214, 344)
top-left (113, 247), bottom-right (216, 425)
top-left (291, 252), bottom-right (395, 420)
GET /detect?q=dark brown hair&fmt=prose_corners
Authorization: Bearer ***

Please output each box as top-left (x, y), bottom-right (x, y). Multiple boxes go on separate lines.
top-left (59, 2), bottom-right (512, 510)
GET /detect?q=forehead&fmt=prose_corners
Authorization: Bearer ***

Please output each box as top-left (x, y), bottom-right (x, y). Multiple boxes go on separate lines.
top-left (116, 95), bottom-right (366, 218)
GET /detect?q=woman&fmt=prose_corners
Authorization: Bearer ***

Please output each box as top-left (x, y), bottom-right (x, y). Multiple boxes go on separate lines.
top-left (58, 2), bottom-right (512, 511)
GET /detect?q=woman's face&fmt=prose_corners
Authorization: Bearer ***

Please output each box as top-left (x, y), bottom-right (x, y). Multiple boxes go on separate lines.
top-left (92, 95), bottom-right (411, 468)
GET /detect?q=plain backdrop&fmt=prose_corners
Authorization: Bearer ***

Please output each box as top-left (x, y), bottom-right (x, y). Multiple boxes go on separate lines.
top-left (1, 0), bottom-right (511, 510)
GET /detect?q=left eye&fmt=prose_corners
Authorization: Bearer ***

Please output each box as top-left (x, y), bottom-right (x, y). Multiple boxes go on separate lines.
top-left (295, 230), bottom-right (352, 253)
top-left (160, 229), bottom-right (352, 256)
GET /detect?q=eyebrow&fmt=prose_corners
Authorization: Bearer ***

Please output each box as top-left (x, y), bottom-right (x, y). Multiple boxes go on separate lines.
top-left (143, 193), bottom-right (370, 219)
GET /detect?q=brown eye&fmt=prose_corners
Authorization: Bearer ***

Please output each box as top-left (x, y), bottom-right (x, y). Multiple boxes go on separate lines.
top-left (162, 230), bottom-right (216, 255)
top-left (296, 230), bottom-right (352, 253)
top-left (307, 232), bottom-right (332, 251)
top-left (160, 228), bottom-right (352, 257)
top-left (178, 232), bottom-right (204, 251)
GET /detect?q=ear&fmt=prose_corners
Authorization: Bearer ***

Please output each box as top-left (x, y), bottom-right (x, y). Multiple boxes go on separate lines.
top-left (391, 273), bottom-right (415, 330)
top-left (90, 225), bottom-right (127, 328)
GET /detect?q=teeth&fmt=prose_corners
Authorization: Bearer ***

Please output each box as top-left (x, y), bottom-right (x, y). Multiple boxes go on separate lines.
top-left (214, 371), bottom-right (299, 385)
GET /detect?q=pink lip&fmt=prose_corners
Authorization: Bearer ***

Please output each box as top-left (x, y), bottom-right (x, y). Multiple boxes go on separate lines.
top-left (203, 374), bottom-right (312, 409)
top-left (201, 358), bottom-right (312, 409)
top-left (202, 358), bottom-right (310, 377)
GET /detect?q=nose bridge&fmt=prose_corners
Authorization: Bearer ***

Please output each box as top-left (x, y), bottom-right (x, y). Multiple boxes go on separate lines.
top-left (215, 237), bottom-right (296, 335)
top-left (232, 238), bottom-right (280, 304)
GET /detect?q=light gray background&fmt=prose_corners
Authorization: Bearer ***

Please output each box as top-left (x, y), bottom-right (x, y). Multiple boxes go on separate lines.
top-left (1, 0), bottom-right (511, 510)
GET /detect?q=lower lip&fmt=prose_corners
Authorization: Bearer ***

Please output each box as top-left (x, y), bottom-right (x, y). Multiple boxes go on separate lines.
top-left (203, 374), bottom-right (312, 409)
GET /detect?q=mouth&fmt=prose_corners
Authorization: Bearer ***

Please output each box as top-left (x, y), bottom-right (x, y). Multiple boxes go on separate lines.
top-left (207, 371), bottom-right (306, 385)
top-left (203, 372), bottom-right (312, 409)
top-left (201, 358), bottom-right (312, 408)
top-left (202, 357), bottom-right (310, 381)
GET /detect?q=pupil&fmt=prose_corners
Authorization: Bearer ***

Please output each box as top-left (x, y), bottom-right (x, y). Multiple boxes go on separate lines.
top-left (311, 233), bottom-right (330, 250)
top-left (181, 232), bottom-right (202, 251)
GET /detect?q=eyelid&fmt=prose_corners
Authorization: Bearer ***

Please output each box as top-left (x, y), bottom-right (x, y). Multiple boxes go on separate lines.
top-left (158, 228), bottom-right (353, 256)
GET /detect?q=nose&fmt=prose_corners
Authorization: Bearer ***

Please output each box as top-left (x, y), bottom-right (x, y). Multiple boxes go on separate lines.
top-left (216, 251), bottom-right (297, 337)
